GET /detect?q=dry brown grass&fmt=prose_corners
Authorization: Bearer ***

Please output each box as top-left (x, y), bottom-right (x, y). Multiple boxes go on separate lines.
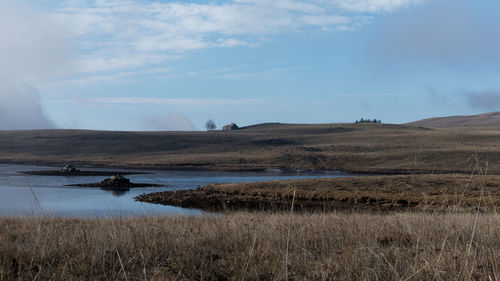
top-left (2, 212), bottom-right (500, 280)
top-left (2, 123), bottom-right (500, 174)
top-left (136, 173), bottom-right (500, 212)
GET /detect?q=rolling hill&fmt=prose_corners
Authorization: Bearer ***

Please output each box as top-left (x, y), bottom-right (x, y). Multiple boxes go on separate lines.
top-left (0, 122), bottom-right (499, 174)
top-left (406, 112), bottom-right (500, 128)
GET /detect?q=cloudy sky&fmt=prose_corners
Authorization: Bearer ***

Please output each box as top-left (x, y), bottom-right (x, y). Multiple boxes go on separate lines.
top-left (1, 0), bottom-right (500, 130)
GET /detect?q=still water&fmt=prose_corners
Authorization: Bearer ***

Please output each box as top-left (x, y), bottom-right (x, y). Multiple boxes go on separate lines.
top-left (0, 164), bottom-right (355, 217)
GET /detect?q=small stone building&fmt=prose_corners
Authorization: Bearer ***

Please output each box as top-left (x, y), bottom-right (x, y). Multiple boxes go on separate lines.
top-left (101, 175), bottom-right (131, 187)
top-left (223, 123), bottom-right (239, 131)
top-left (61, 164), bottom-right (79, 173)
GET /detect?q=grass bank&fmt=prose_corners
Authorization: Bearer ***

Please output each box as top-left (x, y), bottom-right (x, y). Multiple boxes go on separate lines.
top-left (1, 212), bottom-right (499, 280)
top-left (136, 174), bottom-right (500, 212)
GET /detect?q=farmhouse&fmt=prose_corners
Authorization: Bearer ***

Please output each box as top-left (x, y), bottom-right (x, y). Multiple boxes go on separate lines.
top-left (223, 123), bottom-right (239, 131)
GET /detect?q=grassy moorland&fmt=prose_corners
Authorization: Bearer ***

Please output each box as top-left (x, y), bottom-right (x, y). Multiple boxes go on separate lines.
top-left (4, 121), bottom-right (500, 280)
top-left (2, 213), bottom-right (500, 280)
top-left (0, 123), bottom-right (500, 174)
top-left (407, 112), bottom-right (500, 129)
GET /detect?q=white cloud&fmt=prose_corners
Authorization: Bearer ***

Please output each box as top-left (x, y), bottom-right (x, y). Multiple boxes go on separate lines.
top-left (77, 54), bottom-right (173, 73)
top-left (43, 0), bottom-right (426, 78)
top-left (0, 3), bottom-right (72, 82)
top-left (48, 67), bottom-right (171, 85)
top-left (56, 97), bottom-right (267, 106)
top-left (235, 0), bottom-right (324, 13)
top-left (328, 0), bottom-right (427, 13)
top-left (299, 14), bottom-right (350, 26)
top-left (215, 38), bottom-right (251, 48)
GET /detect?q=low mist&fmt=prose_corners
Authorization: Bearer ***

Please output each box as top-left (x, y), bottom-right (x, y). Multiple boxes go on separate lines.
top-left (0, 2), bottom-right (71, 130)
top-left (142, 113), bottom-right (195, 131)
top-left (0, 84), bottom-right (54, 130)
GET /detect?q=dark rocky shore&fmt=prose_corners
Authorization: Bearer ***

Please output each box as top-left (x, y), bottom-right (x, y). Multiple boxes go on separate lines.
top-left (22, 164), bottom-right (152, 177)
top-left (134, 188), bottom-right (340, 212)
top-left (68, 175), bottom-right (165, 190)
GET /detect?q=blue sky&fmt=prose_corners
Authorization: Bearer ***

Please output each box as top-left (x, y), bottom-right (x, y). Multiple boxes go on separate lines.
top-left (1, 0), bottom-right (500, 130)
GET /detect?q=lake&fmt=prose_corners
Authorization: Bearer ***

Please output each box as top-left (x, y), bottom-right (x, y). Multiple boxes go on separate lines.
top-left (0, 164), bottom-right (356, 217)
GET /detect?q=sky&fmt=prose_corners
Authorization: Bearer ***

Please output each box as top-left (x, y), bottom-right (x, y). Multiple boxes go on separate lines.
top-left (1, 0), bottom-right (500, 131)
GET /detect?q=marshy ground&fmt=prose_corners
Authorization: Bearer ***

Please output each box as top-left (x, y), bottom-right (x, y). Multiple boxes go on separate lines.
top-left (136, 173), bottom-right (500, 212)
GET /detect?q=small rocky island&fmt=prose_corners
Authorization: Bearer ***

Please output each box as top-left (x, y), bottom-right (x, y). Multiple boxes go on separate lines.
top-left (68, 175), bottom-right (165, 190)
top-left (21, 165), bottom-right (150, 176)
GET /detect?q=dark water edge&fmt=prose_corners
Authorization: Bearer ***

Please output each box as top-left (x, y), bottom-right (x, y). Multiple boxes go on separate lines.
top-left (20, 170), bottom-right (150, 176)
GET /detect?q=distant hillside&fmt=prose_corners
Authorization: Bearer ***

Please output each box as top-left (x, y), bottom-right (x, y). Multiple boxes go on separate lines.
top-left (2, 122), bottom-right (500, 174)
top-left (406, 112), bottom-right (500, 128)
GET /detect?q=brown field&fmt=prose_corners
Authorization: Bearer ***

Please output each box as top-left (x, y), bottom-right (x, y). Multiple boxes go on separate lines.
top-left (1, 123), bottom-right (500, 174)
top-left (2, 213), bottom-right (500, 280)
top-left (136, 173), bottom-right (500, 212)
top-left (406, 112), bottom-right (500, 128)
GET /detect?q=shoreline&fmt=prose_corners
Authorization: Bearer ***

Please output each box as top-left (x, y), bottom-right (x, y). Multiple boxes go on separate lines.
top-left (0, 159), bottom-right (490, 176)
top-left (20, 170), bottom-right (151, 176)
top-left (135, 174), bottom-right (500, 212)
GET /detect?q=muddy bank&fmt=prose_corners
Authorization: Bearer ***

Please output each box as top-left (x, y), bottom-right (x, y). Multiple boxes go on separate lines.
top-left (136, 174), bottom-right (500, 212)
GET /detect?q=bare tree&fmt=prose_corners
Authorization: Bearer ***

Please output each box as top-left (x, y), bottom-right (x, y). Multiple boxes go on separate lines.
top-left (205, 119), bottom-right (216, 131)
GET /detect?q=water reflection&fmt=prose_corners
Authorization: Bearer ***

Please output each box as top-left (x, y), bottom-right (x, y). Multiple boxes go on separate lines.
top-left (110, 189), bottom-right (130, 197)
top-left (0, 164), bottom-right (357, 217)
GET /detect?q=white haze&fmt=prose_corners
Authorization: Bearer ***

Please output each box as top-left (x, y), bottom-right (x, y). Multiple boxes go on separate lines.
top-left (142, 114), bottom-right (196, 131)
top-left (0, 2), bottom-right (71, 130)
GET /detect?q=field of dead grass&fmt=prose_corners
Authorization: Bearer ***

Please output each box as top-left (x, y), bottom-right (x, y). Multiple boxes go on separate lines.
top-left (2, 212), bottom-right (500, 280)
